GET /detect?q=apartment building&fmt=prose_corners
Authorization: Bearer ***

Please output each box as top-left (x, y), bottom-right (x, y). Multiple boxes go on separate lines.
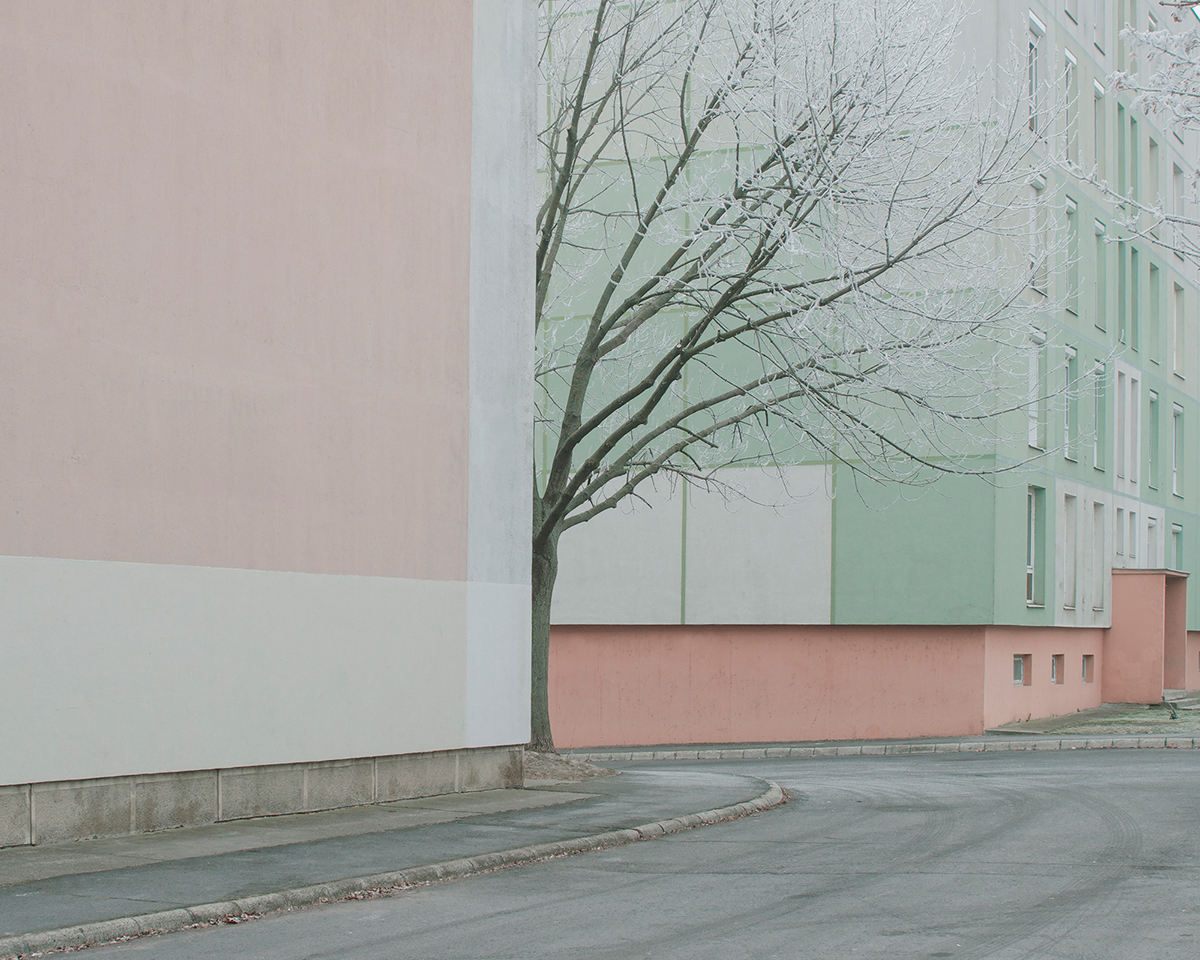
top-left (548, 0), bottom-right (1200, 748)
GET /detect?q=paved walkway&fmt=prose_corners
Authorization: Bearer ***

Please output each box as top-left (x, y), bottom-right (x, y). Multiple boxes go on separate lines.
top-left (0, 769), bottom-right (778, 959)
top-left (563, 731), bottom-right (1200, 761)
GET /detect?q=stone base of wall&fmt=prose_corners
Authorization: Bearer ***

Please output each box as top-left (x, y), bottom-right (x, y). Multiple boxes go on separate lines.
top-left (0, 745), bottom-right (523, 848)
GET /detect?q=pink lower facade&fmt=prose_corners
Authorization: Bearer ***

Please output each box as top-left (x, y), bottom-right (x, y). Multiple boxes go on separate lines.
top-left (550, 570), bottom-right (1196, 749)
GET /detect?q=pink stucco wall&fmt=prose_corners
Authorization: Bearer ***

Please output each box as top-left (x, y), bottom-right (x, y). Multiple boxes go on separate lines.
top-left (549, 624), bottom-right (989, 748)
top-left (0, 1), bottom-right (474, 579)
top-left (980, 626), bottom-right (1105, 729)
top-left (1188, 633), bottom-right (1200, 693)
top-left (1102, 570), bottom-right (1187, 703)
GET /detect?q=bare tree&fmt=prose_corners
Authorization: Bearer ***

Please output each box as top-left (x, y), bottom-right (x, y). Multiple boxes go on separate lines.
top-left (1103, 3), bottom-right (1200, 261)
top-left (531, 0), bottom-right (1046, 751)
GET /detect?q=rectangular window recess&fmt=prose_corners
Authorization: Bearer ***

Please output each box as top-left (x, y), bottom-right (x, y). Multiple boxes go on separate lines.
top-left (1052, 654), bottom-right (1065, 685)
top-left (1029, 11), bottom-right (1046, 35)
top-left (1014, 654), bottom-right (1033, 686)
top-left (1083, 654), bottom-right (1095, 683)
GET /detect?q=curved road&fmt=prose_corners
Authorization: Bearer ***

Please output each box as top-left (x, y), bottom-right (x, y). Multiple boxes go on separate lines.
top-left (89, 750), bottom-right (1200, 959)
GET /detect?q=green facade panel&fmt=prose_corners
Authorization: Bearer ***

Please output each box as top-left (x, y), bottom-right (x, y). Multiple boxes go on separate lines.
top-left (831, 470), bottom-right (996, 625)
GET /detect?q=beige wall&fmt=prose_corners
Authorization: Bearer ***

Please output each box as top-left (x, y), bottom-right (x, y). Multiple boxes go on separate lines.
top-left (1, 1), bottom-right (534, 786)
top-left (1, 0), bottom-right (473, 579)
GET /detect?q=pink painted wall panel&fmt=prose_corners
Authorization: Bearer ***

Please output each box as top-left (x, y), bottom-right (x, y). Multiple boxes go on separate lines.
top-left (980, 626), bottom-right (1105, 729)
top-left (1103, 572), bottom-right (1168, 703)
top-left (0, 1), bottom-right (474, 578)
top-left (1163, 577), bottom-right (1188, 690)
top-left (1187, 633), bottom-right (1200, 693)
top-left (549, 625), bottom-right (988, 749)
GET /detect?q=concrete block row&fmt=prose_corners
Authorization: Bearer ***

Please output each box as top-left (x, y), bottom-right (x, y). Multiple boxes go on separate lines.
top-left (0, 745), bottom-right (523, 848)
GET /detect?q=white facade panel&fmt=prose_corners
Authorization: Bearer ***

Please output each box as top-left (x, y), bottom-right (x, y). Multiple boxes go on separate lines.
top-left (685, 466), bottom-right (832, 624)
top-left (552, 482), bottom-right (683, 624)
top-left (0, 556), bottom-right (469, 786)
top-left (465, 0), bottom-right (536, 743)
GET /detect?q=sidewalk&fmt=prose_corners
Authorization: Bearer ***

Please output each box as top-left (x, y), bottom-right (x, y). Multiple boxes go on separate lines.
top-left (0, 768), bottom-right (781, 959)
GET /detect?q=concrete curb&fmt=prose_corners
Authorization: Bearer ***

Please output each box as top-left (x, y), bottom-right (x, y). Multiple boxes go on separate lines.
top-left (570, 736), bottom-right (1200, 762)
top-left (0, 780), bottom-right (784, 959)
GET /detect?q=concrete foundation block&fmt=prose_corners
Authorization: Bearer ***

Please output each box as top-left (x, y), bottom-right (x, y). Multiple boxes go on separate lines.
top-left (218, 763), bottom-right (304, 821)
top-left (376, 750), bottom-right (458, 802)
top-left (813, 746), bottom-right (839, 757)
top-left (0, 784), bottom-right (31, 847)
top-left (32, 777), bottom-right (131, 843)
top-left (457, 746), bottom-right (522, 793)
top-left (859, 745), bottom-right (886, 756)
top-left (835, 745), bottom-right (862, 756)
top-left (1166, 737), bottom-right (1195, 749)
top-left (303, 758), bottom-right (374, 812)
top-left (133, 770), bottom-right (217, 833)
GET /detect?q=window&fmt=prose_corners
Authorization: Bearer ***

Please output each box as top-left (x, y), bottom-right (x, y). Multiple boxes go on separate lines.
top-left (1173, 524), bottom-right (1184, 570)
top-left (1094, 0), bottom-right (1106, 52)
top-left (1052, 654), bottom-right (1065, 684)
top-left (1083, 654), bottom-right (1095, 683)
top-left (1014, 654), bottom-right (1032, 686)
top-left (1028, 178), bottom-right (1047, 294)
top-left (1174, 164), bottom-right (1186, 259)
top-left (1149, 517), bottom-right (1159, 565)
top-left (1116, 506), bottom-right (1126, 555)
top-left (1130, 247), bottom-right (1139, 351)
top-left (1028, 18), bottom-right (1045, 135)
top-left (1149, 139), bottom-right (1160, 239)
top-left (1027, 486), bottom-right (1046, 606)
top-left (1095, 221), bottom-right (1107, 330)
top-left (1092, 501), bottom-right (1106, 610)
top-left (1117, 104), bottom-right (1127, 203)
top-left (1067, 0), bottom-right (1079, 25)
top-left (1129, 376), bottom-right (1140, 483)
top-left (1116, 371), bottom-right (1126, 477)
top-left (1173, 403), bottom-right (1184, 496)
top-left (1149, 391), bottom-right (1160, 488)
top-left (1094, 84), bottom-right (1107, 180)
top-left (1029, 330), bottom-right (1047, 449)
top-left (1130, 117), bottom-right (1139, 206)
top-left (1174, 283), bottom-right (1186, 377)
top-left (1065, 346), bottom-right (1079, 460)
top-left (1065, 54), bottom-right (1079, 163)
top-left (1065, 494), bottom-right (1078, 608)
top-left (1117, 241), bottom-right (1127, 342)
top-left (1094, 361), bottom-right (1107, 470)
top-left (1129, 511), bottom-right (1138, 561)
top-left (1066, 198), bottom-right (1080, 315)
top-left (1149, 263), bottom-right (1161, 361)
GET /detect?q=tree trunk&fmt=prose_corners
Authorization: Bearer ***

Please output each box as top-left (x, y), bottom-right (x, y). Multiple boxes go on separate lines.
top-left (530, 497), bottom-right (560, 754)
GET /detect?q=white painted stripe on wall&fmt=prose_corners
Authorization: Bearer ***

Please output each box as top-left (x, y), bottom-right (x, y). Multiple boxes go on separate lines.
top-left (467, 0), bottom-right (535, 588)
top-left (465, 0), bottom-right (535, 745)
top-left (0, 555), bottom-right (470, 786)
top-left (464, 581), bottom-right (531, 747)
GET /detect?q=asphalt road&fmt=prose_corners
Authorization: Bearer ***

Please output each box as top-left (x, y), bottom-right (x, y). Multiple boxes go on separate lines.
top-left (87, 751), bottom-right (1200, 959)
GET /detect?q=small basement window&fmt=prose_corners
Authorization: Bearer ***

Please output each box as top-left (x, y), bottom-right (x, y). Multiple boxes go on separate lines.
top-left (1014, 654), bottom-right (1032, 686)
top-left (1052, 654), bottom-right (1065, 684)
top-left (1083, 654), bottom-right (1095, 683)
